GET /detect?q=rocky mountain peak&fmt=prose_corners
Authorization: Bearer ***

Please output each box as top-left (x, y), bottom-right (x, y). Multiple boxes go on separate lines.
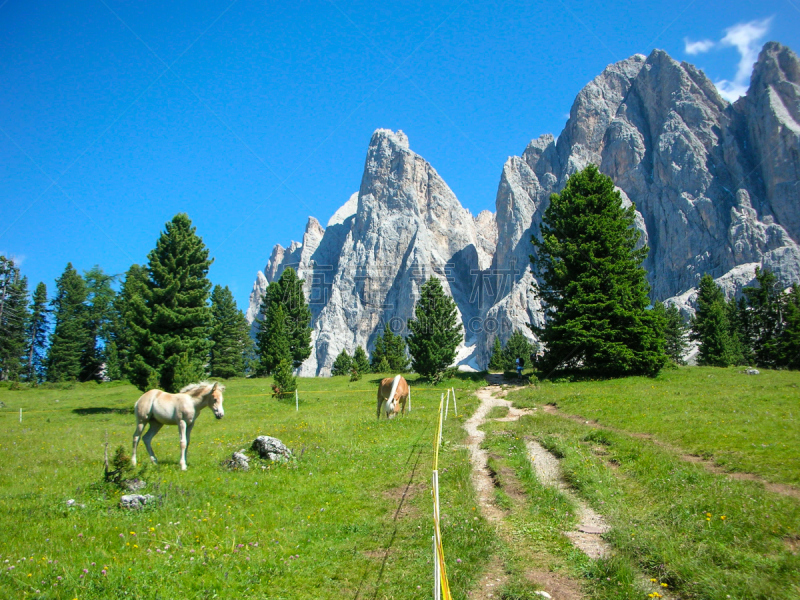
top-left (750, 42), bottom-right (800, 93)
top-left (247, 42), bottom-right (800, 373)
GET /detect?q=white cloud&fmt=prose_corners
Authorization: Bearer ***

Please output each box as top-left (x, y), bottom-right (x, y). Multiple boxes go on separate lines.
top-left (719, 17), bottom-right (772, 91)
top-left (684, 17), bottom-right (773, 102)
top-left (684, 38), bottom-right (714, 55)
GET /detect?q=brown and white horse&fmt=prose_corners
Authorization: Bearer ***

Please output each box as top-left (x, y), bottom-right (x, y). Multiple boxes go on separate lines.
top-left (376, 375), bottom-right (409, 419)
top-left (132, 381), bottom-right (225, 471)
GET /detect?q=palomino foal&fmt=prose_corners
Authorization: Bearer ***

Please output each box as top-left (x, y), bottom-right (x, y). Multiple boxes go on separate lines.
top-left (376, 375), bottom-right (410, 419)
top-left (132, 381), bottom-right (225, 471)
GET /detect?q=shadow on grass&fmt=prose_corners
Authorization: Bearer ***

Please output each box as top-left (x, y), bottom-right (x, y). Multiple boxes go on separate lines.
top-left (72, 407), bottom-right (134, 416)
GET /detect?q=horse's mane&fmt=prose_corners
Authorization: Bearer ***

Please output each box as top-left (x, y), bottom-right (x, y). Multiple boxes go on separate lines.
top-left (179, 381), bottom-right (226, 396)
top-left (388, 375), bottom-right (401, 403)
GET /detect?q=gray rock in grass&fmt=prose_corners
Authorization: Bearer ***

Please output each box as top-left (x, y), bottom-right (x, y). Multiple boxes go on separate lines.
top-left (223, 450), bottom-right (251, 471)
top-left (120, 494), bottom-right (155, 510)
top-left (251, 436), bottom-right (293, 462)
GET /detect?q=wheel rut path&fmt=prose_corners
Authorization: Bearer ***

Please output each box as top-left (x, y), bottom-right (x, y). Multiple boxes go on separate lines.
top-left (463, 378), bottom-right (588, 600)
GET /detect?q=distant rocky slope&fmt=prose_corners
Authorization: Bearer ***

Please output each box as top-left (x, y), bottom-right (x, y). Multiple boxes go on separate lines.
top-left (248, 42), bottom-right (800, 375)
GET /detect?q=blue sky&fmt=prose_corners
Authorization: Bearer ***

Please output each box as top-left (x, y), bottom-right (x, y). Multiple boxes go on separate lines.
top-left (1, 0), bottom-right (798, 311)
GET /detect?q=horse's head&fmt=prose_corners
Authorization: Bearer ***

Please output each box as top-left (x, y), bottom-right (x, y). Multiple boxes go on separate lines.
top-left (208, 382), bottom-right (225, 419)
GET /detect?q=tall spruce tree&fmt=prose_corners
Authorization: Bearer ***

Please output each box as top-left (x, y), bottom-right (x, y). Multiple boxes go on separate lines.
top-left (725, 297), bottom-right (745, 366)
top-left (691, 275), bottom-right (737, 367)
top-left (25, 282), bottom-right (48, 382)
top-left (532, 165), bottom-right (665, 376)
top-left (128, 214), bottom-right (213, 392)
top-left (256, 297), bottom-right (292, 375)
top-left (113, 264), bottom-right (149, 379)
top-left (209, 285), bottom-right (251, 378)
top-left (47, 263), bottom-right (89, 382)
top-left (656, 302), bottom-right (689, 364)
top-left (0, 257), bottom-right (29, 381)
top-left (488, 337), bottom-right (504, 371)
top-left (81, 266), bottom-right (117, 381)
top-left (407, 277), bottom-right (462, 378)
top-left (352, 345), bottom-right (371, 375)
top-left (742, 268), bottom-right (783, 367)
top-left (501, 330), bottom-right (536, 371)
top-left (370, 328), bottom-right (409, 372)
top-left (255, 267), bottom-right (312, 374)
top-left (777, 284), bottom-right (800, 369)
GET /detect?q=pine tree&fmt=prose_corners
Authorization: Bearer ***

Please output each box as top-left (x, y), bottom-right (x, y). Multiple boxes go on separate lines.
top-left (209, 285), bottom-right (250, 378)
top-left (657, 302), bottom-right (689, 364)
top-left (742, 268), bottom-right (783, 367)
top-left (504, 330), bottom-right (536, 370)
top-left (127, 214), bottom-right (213, 392)
top-left (256, 299), bottom-right (292, 375)
top-left (25, 282), bottom-right (48, 382)
top-left (255, 268), bottom-right (312, 374)
top-left (725, 297), bottom-right (745, 366)
top-left (352, 345), bottom-right (370, 374)
top-left (81, 266), bottom-right (117, 381)
top-left (47, 263), bottom-right (89, 382)
top-left (734, 296), bottom-right (756, 365)
top-left (272, 359), bottom-right (297, 396)
top-left (487, 337), bottom-right (504, 371)
top-left (330, 349), bottom-right (352, 376)
top-left (691, 275), bottom-right (737, 367)
top-left (777, 284), bottom-right (800, 369)
top-left (113, 264), bottom-right (149, 379)
top-left (370, 328), bottom-right (409, 372)
top-left (407, 277), bottom-right (463, 378)
top-left (0, 257), bottom-right (29, 381)
top-left (532, 165), bottom-right (665, 376)
top-left (276, 268), bottom-right (312, 369)
top-left (104, 341), bottom-right (122, 382)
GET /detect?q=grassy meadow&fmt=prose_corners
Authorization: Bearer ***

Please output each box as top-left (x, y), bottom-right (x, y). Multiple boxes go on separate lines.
top-left (1, 366), bottom-right (798, 599)
top-left (0, 373), bottom-right (489, 600)
top-left (492, 366), bottom-right (800, 599)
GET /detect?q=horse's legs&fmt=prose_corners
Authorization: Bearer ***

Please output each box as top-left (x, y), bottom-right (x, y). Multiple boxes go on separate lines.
top-left (142, 420), bottom-right (163, 465)
top-left (184, 422), bottom-right (194, 469)
top-left (132, 420), bottom-right (146, 467)
top-left (178, 420), bottom-right (188, 471)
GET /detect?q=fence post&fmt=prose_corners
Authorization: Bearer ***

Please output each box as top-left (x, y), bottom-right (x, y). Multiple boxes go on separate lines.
top-left (19, 408), bottom-right (22, 423)
top-left (432, 534), bottom-right (439, 600)
top-left (451, 388), bottom-right (457, 417)
top-left (408, 386), bottom-right (411, 413)
top-left (295, 389), bottom-right (299, 412)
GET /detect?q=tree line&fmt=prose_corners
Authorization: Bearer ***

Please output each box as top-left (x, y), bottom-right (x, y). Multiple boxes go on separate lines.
top-left (0, 215), bottom-right (252, 390)
top-left (1, 213), bottom-right (468, 390)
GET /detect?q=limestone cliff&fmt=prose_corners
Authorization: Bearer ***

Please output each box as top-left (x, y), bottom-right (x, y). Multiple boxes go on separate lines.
top-left (247, 42), bottom-right (800, 374)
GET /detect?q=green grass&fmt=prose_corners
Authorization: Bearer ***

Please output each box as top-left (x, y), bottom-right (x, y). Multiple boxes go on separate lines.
top-left (500, 366), bottom-right (800, 599)
top-left (3, 367), bottom-right (799, 599)
top-left (0, 374), bottom-right (489, 599)
top-left (510, 366), bottom-right (800, 486)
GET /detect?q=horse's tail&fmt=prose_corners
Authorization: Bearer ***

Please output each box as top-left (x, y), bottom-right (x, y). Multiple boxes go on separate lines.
top-left (388, 375), bottom-right (402, 404)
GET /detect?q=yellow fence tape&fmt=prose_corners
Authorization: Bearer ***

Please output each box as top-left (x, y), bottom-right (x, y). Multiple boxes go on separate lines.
top-left (431, 392), bottom-right (453, 600)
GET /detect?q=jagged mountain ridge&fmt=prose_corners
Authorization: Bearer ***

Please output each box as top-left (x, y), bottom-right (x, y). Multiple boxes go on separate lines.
top-left (248, 42), bottom-right (800, 375)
